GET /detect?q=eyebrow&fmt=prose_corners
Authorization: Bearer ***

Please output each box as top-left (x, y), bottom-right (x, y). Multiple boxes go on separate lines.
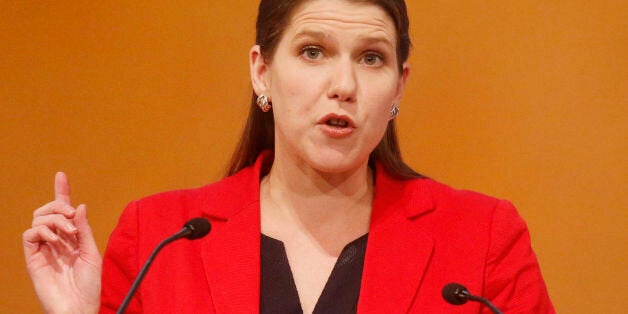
top-left (292, 29), bottom-right (394, 49)
top-left (293, 29), bottom-right (335, 43)
top-left (355, 34), bottom-right (395, 49)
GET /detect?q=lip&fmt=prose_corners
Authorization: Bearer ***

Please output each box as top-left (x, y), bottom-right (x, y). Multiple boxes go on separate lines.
top-left (317, 113), bottom-right (356, 138)
top-left (317, 113), bottom-right (356, 128)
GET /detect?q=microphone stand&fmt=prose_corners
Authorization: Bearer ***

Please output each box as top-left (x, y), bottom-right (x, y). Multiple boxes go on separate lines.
top-left (457, 289), bottom-right (503, 314)
top-left (116, 228), bottom-right (193, 314)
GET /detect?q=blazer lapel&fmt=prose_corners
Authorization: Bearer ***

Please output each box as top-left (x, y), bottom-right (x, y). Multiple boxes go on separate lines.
top-left (196, 153), bottom-right (270, 313)
top-left (358, 166), bottom-right (435, 313)
top-left (201, 200), bottom-right (261, 313)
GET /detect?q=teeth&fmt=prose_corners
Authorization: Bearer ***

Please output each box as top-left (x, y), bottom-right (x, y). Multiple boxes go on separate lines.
top-left (327, 118), bottom-right (348, 127)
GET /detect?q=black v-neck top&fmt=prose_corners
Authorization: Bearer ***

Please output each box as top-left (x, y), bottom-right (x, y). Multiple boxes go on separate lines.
top-left (260, 234), bottom-right (369, 314)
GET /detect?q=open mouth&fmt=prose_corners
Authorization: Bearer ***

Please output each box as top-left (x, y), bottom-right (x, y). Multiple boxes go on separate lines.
top-left (318, 114), bottom-right (355, 138)
top-left (325, 118), bottom-right (350, 128)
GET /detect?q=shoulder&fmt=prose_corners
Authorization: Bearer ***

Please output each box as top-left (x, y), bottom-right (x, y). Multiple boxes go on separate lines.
top-left (112, 163), bottom-right (259, 239)
top-left (399, 177), bottom-right (511, 219)
top-left (395, 178), bottom-right (529, 255)
top-left (133, 165), bottom-right (258, 219)
top-left (396, 177), bottom-right (528, 241)
top-left (374, 164), bottom-right (523, 232)
top-left (109, 152), bottom-right (269, 245)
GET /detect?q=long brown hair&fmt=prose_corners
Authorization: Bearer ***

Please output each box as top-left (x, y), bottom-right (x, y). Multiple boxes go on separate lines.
top-left (226, 0), bottom-right (423, 179)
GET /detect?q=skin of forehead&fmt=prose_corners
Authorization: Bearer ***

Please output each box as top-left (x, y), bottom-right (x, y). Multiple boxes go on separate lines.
top-left (286, 0), bottom-right (396, 43)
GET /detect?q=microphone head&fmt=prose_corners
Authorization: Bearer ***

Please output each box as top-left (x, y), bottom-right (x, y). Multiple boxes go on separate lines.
top-left (183, 218), bottom-right (211, 240)
top-left (442, 283), bottom-right (469, 305)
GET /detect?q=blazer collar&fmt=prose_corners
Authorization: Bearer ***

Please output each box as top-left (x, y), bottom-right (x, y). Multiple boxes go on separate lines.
top-left (199, 150), bottom-right (272, 220)
top-left (198, 152), bottom-right (270, 313)
top-left (200, 199), bottom-right (261, 313)
top-left (357, 163), bottom-right (436, 313)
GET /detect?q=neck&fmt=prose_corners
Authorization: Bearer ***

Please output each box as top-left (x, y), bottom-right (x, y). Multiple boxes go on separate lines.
top-left (261, 154), bottom-right (373, 237)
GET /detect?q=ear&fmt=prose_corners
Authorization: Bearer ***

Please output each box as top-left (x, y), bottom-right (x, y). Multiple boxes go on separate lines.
top-left (250, 45), bottom-right (271, 97)
top-left (393, 62), bottom-right (411, 104)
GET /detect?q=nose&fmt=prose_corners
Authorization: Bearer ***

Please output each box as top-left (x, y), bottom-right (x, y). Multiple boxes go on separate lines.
top-left (326, 57), bottom-right (357, 103)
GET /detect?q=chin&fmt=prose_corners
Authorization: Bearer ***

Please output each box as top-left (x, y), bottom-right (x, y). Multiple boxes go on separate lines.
top-left (304, 148), bottom-right (368, 175)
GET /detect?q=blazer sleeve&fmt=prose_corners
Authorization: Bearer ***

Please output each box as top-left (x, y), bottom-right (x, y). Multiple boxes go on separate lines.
top-left (483, 200), bottom-right (555, 313)
top-left (100, 201), bottom-right (143, 314)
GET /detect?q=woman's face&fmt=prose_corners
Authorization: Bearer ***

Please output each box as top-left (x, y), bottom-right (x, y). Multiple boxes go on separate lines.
top-left (251, 0), bottom-right (409, 174)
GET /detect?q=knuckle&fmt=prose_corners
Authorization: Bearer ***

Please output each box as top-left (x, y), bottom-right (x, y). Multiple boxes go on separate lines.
top-left (32, 213), bottom-right (59, 227)
top-left (33, 202), bottom-right (52, 217)
top-left (23, 226), bottom-right (43, 241)
top-left (33, 200), bottom-right (72, 218)
top-left (22, 228), bottom-right (32, 240)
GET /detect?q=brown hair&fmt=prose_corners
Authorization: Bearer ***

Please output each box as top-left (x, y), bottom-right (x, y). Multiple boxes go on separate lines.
top-left (226, 0), bottom-right (423, 179)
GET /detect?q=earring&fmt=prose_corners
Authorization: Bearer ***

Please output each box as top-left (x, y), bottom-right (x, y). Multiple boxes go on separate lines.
top-left (390, 103), bottom-right (400, 119)
top-left (256, 94), bottom-right (271, 112)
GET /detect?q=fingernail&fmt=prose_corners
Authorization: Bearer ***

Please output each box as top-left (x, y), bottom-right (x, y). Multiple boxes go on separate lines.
top-left (66, 204), bottom-right (76, 215)
top-left (48, 230), bottom-right (59, 240)
top-left (65, 223), bottom-right (77, 232)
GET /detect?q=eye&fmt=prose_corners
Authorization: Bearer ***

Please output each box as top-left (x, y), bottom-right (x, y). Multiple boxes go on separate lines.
top-left (301, 46), bottom-right (323, 60)
top-left (361, 52), bottom-right (383, 66)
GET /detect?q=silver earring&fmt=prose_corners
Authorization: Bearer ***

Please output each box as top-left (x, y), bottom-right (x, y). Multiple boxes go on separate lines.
top-left (256, 94), bottom-right (271, 112)
top-left (390, 103), bottom-right (400, 119)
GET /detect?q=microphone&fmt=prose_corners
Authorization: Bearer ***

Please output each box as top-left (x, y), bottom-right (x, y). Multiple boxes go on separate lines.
top-left (442, 282), bottom-right (503, 314)
top-left (117, 217), bottom-right (211, 314)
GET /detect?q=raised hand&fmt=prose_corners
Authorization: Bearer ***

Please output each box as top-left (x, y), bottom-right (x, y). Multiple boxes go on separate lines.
top-left (23, 172), bottom-right (102, 313)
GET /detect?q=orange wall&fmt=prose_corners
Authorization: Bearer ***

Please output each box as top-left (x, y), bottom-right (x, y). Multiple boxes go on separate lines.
top-left (1, 1), bottom-right (625, 312)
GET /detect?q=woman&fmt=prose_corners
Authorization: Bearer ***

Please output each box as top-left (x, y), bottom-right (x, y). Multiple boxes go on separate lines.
top-left (23, 0), bottom-right (555, 313)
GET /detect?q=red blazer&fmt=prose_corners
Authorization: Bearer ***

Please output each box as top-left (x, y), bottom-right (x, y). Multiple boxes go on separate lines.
top-left (101, 152), bottom-right (554, 313)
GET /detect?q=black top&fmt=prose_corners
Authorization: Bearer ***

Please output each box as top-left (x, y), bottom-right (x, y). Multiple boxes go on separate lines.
top-left (260, 234), bottom-right (369, 314)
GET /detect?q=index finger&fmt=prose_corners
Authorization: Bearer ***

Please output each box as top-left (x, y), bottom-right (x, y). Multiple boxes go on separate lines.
top-left (55, 171), bottom-right (71, 204)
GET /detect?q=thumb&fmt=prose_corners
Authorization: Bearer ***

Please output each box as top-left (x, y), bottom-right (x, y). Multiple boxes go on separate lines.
top-left (74, 204), bottom-right (102, 264)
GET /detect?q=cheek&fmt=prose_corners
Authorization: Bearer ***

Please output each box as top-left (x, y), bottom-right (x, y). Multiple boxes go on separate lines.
top-left (268, 68), bottom-right (311, 135)
top-left (270, 64), bottom-right (327, 117)
top-left (362, 77), bottom-right (398, 112)
top-left (271, 62), bottom-right (303, 96)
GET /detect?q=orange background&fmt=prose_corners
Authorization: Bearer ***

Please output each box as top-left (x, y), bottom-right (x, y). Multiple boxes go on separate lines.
top-left (1, 1), bottom-right (626, 313)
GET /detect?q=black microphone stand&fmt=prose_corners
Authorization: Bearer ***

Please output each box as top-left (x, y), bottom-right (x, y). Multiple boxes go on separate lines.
top-left (116, 227), bottom-right (192, 314)
top-left (456, 288), bottom-right (503, 314)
